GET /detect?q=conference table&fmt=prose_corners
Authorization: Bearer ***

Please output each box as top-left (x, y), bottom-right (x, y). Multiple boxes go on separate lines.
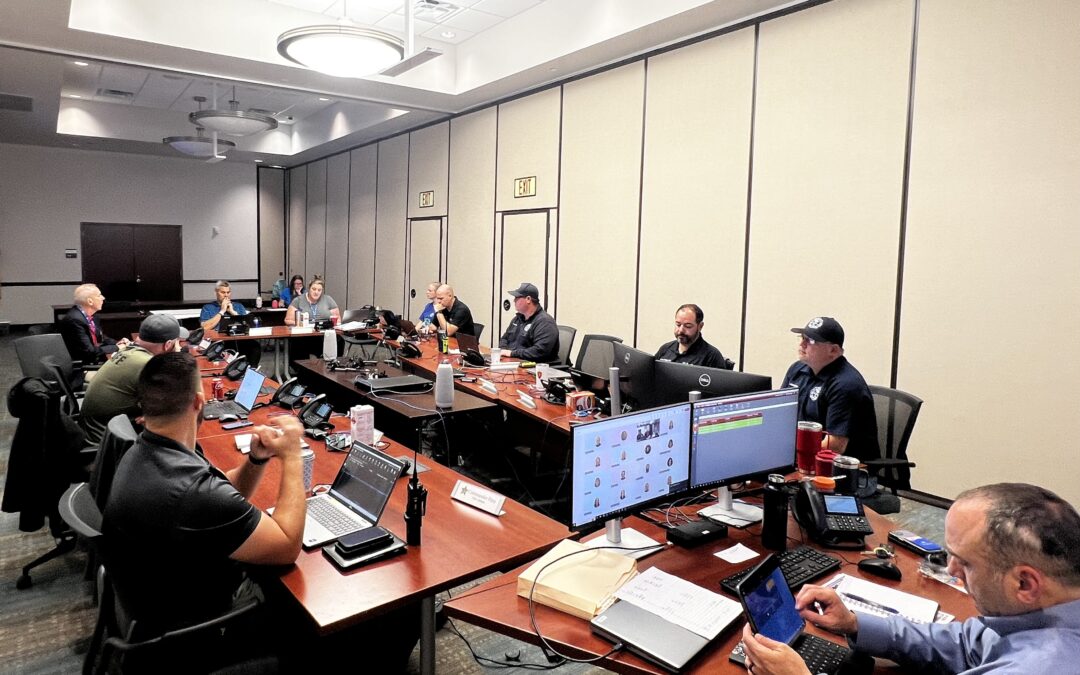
top-left (196, 370), bottom-right (569, 675)
top-left (444, 505), bottom-right (978, 674)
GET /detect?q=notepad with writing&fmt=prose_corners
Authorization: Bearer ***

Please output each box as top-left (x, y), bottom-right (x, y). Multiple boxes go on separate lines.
top-left (823, 573), bottom-right (939, 623)
top-left (517, 540), bottom-right (638, 619)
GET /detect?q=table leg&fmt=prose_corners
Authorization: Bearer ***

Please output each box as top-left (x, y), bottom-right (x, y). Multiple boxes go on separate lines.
top-left (420, 595), bottom-right (436, 675)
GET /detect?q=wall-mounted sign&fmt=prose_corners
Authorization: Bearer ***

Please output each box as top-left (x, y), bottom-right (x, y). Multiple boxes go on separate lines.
top-left (514, 176), bottom-right (536, 198)
top-left (419, 190), bottom-right (435, 208)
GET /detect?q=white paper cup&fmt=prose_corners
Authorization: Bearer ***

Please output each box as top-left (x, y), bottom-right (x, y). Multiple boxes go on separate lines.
top-left (490, 348), bottom-right (502, 364)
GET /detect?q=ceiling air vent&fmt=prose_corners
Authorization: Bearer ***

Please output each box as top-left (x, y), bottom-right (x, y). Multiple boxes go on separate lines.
top-left (0, 93), bottom-right (33, 112)
top-left (95, 88), bottom-right (135, 101)
top-left (414, 0), bottom-right (463, 23)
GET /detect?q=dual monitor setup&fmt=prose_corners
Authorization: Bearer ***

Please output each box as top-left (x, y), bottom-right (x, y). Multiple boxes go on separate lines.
top-left (570, 386), bottom-right (799, 534)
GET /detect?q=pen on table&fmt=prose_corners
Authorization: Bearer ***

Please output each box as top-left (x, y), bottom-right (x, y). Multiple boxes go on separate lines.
top-left (840, 591), bottom-right (899, 615)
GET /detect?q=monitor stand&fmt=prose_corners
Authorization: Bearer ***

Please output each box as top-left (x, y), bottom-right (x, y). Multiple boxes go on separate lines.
top-left (699, 485), bottom-right (763, 526)
top-left (581, 518), bottom-right (663, 560)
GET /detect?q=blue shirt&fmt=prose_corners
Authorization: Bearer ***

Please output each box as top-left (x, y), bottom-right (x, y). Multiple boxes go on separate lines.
top-left (418, 302), bottom-right (436, 326)
top-left (199, 300), bottom-right (248, 323)
top-left (854, 598), bottom-right (1080, 673)
top-left (281, 286), bottom-right (301, 307)
top-left (782, 356), bottom-right (880, 462)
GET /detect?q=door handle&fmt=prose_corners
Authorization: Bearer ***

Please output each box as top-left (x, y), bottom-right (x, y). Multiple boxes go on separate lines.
top-left (136, 274), bottom-right (142, 284)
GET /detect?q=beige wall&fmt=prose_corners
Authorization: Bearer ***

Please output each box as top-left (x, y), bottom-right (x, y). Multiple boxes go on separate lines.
top-left (257, 167), bottom-right (285, 295)
top-left (347, 145), bottom-right (378, 308)
top-left (278, 0), bottom-right (1080, 506)
top-left (287, 165), bottom-right (306, 282)
top-left (324, 153), bottom-right (350, 305)
top-left (408, 122), bottom-right (450, 219)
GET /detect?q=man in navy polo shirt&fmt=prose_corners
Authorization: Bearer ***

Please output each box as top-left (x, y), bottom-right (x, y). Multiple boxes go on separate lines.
top-left (781, 317), bottom-right (879, 462)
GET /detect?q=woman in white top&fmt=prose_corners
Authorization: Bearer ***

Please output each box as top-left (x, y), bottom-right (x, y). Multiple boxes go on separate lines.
top-left (285, 276), bottom-right (340, 326)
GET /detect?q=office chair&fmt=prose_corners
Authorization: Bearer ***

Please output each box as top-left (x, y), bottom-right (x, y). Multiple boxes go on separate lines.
top-left (862, 385), bottom-right (923, 514)
top-left (15, 332), bottom-right (92, 390)
top-left (340, 309), bottom-right (378, 361)
top-left (556, 325), bottom-right (577, 367)
top-left (86, 566), bottom-right (274, 675)
top-left (41, 355), bottom-right (83, 416)
top-left (90, 414), bottom-right (139, 513)
top-left (473, 323), bottom-right (485, 340)
top-left (574, 334), bottom-right (623, 378)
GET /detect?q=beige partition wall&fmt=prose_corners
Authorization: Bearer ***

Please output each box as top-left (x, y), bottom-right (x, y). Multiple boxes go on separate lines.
top-left (447, 108), bottom-right (497, 340)
top-left (408, 122), bottom-right (449, 218)
top-left (374, 135), bottom-right (409, 312)
top-left (324, 153), bottom-right (349, 303)
top-left (496, 87), bottom-right (561, 211)
top-left (287, 165), bottom-right (306, 280)
top-left (898, 0), bottom-right (1080, 505)
top-left (258, 167), bottom-right (285, 294)
top-left (347, 145), bottom-right (378, 308)
top-left (557, 63), bottom-right (645, 342)
top-left (637, 28), bottom-right (755, 357)
top-left (743, 0), bottom-right (913, 385)
top-left (305, 159), bottom-right (327, 278)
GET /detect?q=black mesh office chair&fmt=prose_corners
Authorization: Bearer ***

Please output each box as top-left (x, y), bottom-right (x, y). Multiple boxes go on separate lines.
top-left (15, 333), bottom-right (92, 390)
top-left (865, 385), bottom-right (923, 495)
top-left (42, 356), bottom-right (83, 417)
top-left (574, 334), bottom-right (623, 378)
top-left (556, 325), bottom-right (577, 367)
top-left (473, 323), bottom-right (485, 340)
top-left (339, 309), bottom-right (378, 361)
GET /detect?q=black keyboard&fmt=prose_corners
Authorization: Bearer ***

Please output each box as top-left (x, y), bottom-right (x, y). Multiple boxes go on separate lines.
top-left (720, 545), bottom-right (841, 595)
top-left (729, 634), bottom-right (849, 674)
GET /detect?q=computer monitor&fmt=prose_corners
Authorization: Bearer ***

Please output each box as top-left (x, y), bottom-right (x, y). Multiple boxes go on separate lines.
top-left (612, 343), bottom-right (656, 411)
top-left (653, 360), bottom-right (772, 406)
top-left (689, 388), bottom-right (799, 524)
top-left (570, 403), bottom-right (692, 533)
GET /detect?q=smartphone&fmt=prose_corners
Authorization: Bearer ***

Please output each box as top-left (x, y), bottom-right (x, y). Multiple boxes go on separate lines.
top-left (460, 377), bottom-right (477, 383)
top-left (221, 419), bottom-right (254, 431)
top-left (336, 526), bottom-right (393, 556)
top-left (888, 529), bottom-right (943, 556)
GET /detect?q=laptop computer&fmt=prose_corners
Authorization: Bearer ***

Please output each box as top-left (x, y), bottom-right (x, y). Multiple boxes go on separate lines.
top-left (591, 600), bottom-right (711, 673)
top-left (455, 332), bottom-right (488, 364)
top-left (203, 367), bottom-right (265, 419)
top-left (300, 441), bottom-right (405, 548)
top-left (730, 553), bottom-right (851, 674)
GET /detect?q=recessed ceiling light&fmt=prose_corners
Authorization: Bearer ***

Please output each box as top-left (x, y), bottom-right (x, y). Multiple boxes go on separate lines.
top-left (254, 159), bottom-right (264, 163)
top-left (440, 30), bottom-right (456, 39)
top-left (73, 61), bottom-right (89, 67)
top-left (318, 97), bottom-right (330, 101)
top-left (70, 94), bottom-right (83, 98)
top-left (270, 165), bottom-right (285, 169)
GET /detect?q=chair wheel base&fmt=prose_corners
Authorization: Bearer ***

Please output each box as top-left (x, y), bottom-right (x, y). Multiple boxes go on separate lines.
top-left (16, 573), bottom-right (32, 590)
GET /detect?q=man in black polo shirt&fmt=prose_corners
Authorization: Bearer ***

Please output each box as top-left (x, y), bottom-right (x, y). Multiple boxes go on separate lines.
top-left (499, 282), bottom-right (560, 363)
top-left (781, 316), bottom-right (880, 462)
top-left (654, 304), bottom-right (731, 369)
top-left (433, 283), bottom-right (476, 336)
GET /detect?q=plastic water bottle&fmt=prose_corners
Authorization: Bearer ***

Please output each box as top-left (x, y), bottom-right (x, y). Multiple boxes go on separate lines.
top-left (322, 327), bottom-right (338, 360)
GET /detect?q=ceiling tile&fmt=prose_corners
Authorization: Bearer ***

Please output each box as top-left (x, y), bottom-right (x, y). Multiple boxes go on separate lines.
top-left (374, 13), bottom-right (435, 34)
top-left (420, 23), bottom-right (475, 44)
top-left (440, 7), bottom-right (503, 32)
top-left (469, 0), bottom-right (542, 19)
top-left (268, 0), bottom-right (338, 13)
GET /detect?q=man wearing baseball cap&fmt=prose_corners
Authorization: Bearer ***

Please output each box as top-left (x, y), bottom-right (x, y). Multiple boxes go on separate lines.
top-left (782, 316), bottom-right (879, 461)
top-left (499, 282), bottom-right (560, 363)
top-left (79, 314), bottom-right (189, 445)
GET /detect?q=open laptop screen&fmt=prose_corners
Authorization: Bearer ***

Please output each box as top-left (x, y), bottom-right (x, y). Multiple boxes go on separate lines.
top-left (740, 559), bottom-right (804, 646)
top-left (233, 367), bottom-right (266, 411)
top-left (330, 443), bottom-right (403, 523)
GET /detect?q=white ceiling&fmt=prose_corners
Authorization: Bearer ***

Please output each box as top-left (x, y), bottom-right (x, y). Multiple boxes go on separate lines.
top-left (0, 0), bottom-right (813, 167)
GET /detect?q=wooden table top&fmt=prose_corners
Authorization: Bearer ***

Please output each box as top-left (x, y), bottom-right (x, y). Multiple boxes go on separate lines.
top-left (444, 507), bottom-right (977, 674)
top-left (198, 410), bottom-right (569, 634)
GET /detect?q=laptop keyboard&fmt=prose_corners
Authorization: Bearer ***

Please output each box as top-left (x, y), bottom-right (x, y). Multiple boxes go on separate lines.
top-left (730, 634), bottom-right (849, 674)
top-left (720, 546), bottom-right (841, 595)
top-left (203, 400), bottom-right (246, 418)
top-left (308, 497), bottom-right (365, 535)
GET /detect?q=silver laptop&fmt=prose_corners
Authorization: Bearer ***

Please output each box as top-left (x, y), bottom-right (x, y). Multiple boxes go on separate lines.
top-left (203, 367), bottom-right (265, 419)
top-left (301, 442), bottom-right (404, 548)
top-left (591, 600), bottom-right (710, 673)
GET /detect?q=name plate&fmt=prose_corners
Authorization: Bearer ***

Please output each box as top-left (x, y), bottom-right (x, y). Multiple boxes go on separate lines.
top-left (248, 326), bottom-right (273, 336)
top-left (451, 480), bottom-right (506, 516)
top-left (290, 326), bottom-right (315, 334)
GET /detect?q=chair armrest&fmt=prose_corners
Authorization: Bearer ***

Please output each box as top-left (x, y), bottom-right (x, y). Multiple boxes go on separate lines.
top-left (341, 335), bottom-right (376, 346)
top-left (103, 597), bottom-right (262, 654)
top-left (863, 458), bottom-right (916, 473)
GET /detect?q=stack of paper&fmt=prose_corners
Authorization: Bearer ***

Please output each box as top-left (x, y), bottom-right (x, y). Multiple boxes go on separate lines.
top-left (824, 573), bottom-right (939, 623)
top-left (517, 540), bottom-right (638, 619)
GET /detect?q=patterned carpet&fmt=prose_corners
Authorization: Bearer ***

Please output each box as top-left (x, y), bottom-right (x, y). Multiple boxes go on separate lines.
top-left (0, 328), bottom-right (947, 674)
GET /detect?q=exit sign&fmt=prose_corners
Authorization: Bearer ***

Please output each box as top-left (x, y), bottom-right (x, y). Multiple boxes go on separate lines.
top-left (514, 176), bottom-right (536, 198)
top-left (419, 190), bottom-right (435, 208)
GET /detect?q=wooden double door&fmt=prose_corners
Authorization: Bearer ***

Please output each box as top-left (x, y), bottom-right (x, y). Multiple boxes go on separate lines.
top-left (81, 223), bottom-right (183, 301)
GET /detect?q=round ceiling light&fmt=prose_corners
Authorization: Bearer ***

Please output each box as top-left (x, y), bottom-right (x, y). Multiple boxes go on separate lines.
top-left (277, 24), bottom-right (404, 78)
top-left (162, 132), bottom-right (236, 158)
top-left (190, 106), bottom-right (278, 136)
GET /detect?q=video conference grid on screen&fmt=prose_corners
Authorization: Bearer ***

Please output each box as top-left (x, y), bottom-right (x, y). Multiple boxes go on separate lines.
top-left (690, 388), bottom-right (799, 489)
top-left (571, 403), bottom-right (692, 529)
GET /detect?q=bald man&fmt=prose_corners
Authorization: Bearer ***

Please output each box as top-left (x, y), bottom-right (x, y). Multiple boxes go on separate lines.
top-left (432, 284), bottom-right (475, 337)
top-left (59, 283), bottom-right (129, 366)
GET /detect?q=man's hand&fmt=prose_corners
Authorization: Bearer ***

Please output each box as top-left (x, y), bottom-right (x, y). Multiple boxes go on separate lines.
top-left (794, 586), bottom-right (858, 635)
top-left (740, 624), bottom-right (811, 675)
top-left (116, 337), bottom-right (131, 348)
top-left (433, 301), bottom-right (445, 313)
top-left (248, 417), bottom-right (303, 463)
top-left (222, 298), bottom-right (234, 315)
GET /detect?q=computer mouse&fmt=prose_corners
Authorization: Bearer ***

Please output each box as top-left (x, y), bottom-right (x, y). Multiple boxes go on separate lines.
top-left (220, 413), bottom-right (239, 423)
top-left (858, 558), bottom-right (903, 581)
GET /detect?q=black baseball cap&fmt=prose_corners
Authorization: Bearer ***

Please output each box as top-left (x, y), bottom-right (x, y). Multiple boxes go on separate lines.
top-left (791, 317), bottom-right (844, 347)
top-left (507, 282), bottom-right (540, 301)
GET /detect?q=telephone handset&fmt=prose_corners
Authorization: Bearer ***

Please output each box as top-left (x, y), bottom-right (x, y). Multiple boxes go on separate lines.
top-left (793, 481), bottom-right (873, 548)
top-left (203, 340), bottom-right (226, 361)
top-left (186, 327), bottom-right (205, 345)
top-left (399, 341), bottom-right (422, 359)
top-left (222, 355), bottom-right (249, 381)
top-left (298, 394), bottom-right (333, 429)
top-left (270, 377), bottom-right (307, 408)
top-left (462, 348), bottom-right (485, 367)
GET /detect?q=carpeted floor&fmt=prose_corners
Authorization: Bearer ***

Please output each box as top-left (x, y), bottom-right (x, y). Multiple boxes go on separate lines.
top-left (0, 327), bottom-right (948, 674)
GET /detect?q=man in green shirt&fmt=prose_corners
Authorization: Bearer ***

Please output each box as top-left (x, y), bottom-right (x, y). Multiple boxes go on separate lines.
top-left (80, 314), bottom-right (188, 445)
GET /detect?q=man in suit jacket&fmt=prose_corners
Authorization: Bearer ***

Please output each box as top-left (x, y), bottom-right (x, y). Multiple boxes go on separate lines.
top-left (59, 284), bottom-right (128, 365)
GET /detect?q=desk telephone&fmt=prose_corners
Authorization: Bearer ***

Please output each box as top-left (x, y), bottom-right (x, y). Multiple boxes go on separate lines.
top-left (203, 340), bottom-right (226, 361)
top-left (298, 394), bottom-right (333, 429)
top-left (222, 355), bottom-right (248, 381)
top-left (793, 481), bottom-right (873, 548)
top-left (270, 377), bottom-right (307, 408)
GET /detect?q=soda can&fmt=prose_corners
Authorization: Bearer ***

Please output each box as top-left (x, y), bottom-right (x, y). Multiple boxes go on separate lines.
top-left (211, 377), bottom-right (224, 401)
top-left (301, 447), bottom-right (315, 493)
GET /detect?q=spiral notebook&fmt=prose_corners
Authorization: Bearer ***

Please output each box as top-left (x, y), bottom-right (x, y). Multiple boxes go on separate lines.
top-left (822, 573), bottom-right (939, 623)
